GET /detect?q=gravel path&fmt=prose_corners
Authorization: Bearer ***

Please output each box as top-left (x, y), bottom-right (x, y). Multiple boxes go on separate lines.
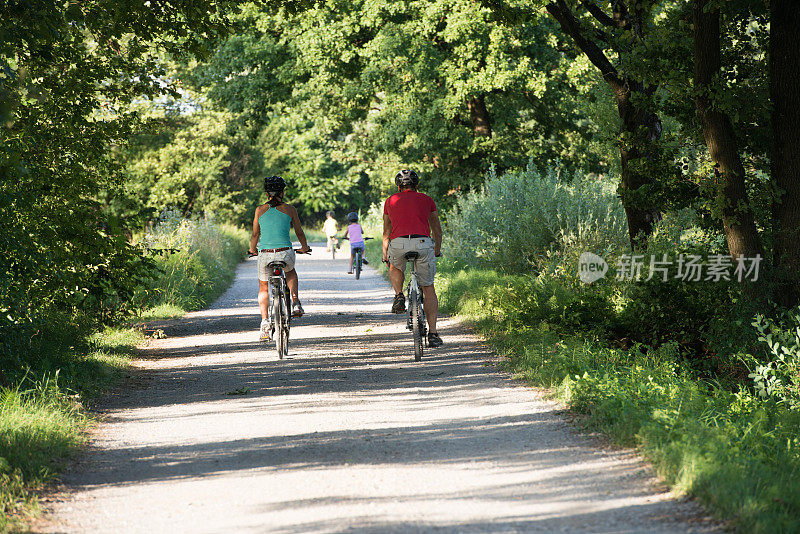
top-left (36, 247), bottom-right (718, 533)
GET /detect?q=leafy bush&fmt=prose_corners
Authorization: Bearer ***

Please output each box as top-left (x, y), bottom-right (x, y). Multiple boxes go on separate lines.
top-left (445, 163), bottom-right (629, 273)
top-left (745, 309), bottom-right (800, 408)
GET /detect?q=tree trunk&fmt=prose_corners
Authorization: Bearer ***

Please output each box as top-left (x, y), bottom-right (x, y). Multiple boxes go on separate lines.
top-left (615, 84), bottom-right (662, 248)
top-left (693, 0), bottom-right (764, 261)
top-left (771, 0), bottom-right (800, 305)
top-left (467, 95), bottom-right (492, 138)
top-left (546, 0), bottom-right (660, 249)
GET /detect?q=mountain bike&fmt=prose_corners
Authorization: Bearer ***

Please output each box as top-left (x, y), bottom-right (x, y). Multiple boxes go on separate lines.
top-left (404, 251), bottom-right (426, 361)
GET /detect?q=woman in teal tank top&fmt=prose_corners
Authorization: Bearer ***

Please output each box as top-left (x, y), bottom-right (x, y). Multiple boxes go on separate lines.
top-left (249, 176), bottom-right (311, 341)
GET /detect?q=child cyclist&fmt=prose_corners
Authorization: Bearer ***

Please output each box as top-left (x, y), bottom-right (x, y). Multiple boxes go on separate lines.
top-left (342, 212), bottom-right (369, 274)
top-left (322, 210), bottom-right (338, 252)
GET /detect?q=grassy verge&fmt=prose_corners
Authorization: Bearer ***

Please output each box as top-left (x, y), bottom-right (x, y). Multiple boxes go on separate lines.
top-left (365, 237), bottom-right (799, 532)
top-left (1, 221), bottom-right (249, 531)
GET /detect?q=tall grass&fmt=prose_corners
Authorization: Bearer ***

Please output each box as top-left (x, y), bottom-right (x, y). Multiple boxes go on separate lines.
top-left (137, 211), bottom-right (249, 315)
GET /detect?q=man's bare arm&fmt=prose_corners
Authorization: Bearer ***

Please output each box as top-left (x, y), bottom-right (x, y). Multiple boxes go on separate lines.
top-left (429, 211), bottom-right (442, 256)
top-left (382, 214), bottom-right (392, 262)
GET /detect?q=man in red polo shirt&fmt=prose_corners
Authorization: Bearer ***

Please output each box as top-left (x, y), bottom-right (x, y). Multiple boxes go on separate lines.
top-left (382, 169), bottom-right (444, 348)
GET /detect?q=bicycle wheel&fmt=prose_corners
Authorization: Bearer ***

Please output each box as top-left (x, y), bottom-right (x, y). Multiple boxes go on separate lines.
top-left (331, 243), bottom-right (336, 260)
top-left (273, 295), bottom-right (284, 358)
top-left (355, 250), bottom-right (362, 280)
top-left (409, 290), bottom-right (423, 361)
top-left (282, 290), bottom-right (291, 357)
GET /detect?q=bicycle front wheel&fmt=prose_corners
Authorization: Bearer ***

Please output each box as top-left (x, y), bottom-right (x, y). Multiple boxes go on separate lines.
top-left (409, 290), bottom-right (423, 361)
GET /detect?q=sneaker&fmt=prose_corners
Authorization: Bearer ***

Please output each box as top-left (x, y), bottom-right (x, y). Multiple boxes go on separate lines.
top-left (428, 332), bottom-right (443, 348)
top-left (362, 258), bottom-right (369, 265)
top-left (391, 293), bottom-right (406, 314)
top-left (292, 301), bottom-right (305, 317)
top-left (259, 319), bottom-right (272, 342)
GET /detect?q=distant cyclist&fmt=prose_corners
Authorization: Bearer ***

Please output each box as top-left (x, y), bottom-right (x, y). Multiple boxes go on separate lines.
top-left (248, 176), bottom-right (311, 341)
top-left (382, 169), bottom-right (443, 348)
top-left (343, 212), bottom-right (368, 274)
top-left (322, 210), bottom-right (339, 252)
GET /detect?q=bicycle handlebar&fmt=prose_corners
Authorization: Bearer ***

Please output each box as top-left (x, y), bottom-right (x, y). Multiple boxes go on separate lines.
top-left (248, 248), bottom-right (313, 257)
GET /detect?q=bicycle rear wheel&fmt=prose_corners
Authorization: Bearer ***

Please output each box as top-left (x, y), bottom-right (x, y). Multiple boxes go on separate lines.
top-left (273, 296), bottom-right (284, 358)
top-left (355, 250), bottom-right (362, 280)
top-left (409, 290), bottom-right (423, 361)
top-left (331, 243), bottom-right (336, 260)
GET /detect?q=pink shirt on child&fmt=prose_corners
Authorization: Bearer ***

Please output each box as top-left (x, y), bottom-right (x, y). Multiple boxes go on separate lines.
top-left (347, 223), bottom-right (364, 245)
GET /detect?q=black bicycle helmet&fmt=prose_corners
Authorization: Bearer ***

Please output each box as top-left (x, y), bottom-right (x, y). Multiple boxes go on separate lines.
top-left (264, 175), bottom-right (286, 194)
top-left (395, 169), bottom-right (420, 189)
top-left (346, 211), bottom-right (358, 222)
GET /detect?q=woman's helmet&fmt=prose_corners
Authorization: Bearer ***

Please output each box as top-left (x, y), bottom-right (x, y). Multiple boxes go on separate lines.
top-left (394, 169), bottom-right (419, 189)
top-left (264, 175), bottom-right (286, 194)
top-left (346, 212), bottom-right (358, 222)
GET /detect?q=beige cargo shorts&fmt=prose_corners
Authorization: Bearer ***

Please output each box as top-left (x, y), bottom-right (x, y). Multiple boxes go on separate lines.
top-left (387, 236), bottom-right (436, 286)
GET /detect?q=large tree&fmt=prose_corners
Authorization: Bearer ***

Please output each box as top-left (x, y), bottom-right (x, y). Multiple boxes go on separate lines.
top-left (543, 0), bottom-right (664, 248)
top-left (771, 0), bottom-right (800, 304)
top-left (692, 0), bottom-right (764, 262)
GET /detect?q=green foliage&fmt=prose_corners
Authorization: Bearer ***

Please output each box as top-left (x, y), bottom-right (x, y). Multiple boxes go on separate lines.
top-left (745, 309), bottom-right (800, 408)
top-left (119, 107), bottom-right (264, 227)
top-left (444, 164), bottom-right (629, 272)
top-left (0, 0), bottom-right (237, 391)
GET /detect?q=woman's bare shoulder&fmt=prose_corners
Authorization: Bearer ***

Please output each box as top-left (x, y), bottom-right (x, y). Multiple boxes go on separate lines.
top-left (276, 203), bottom-right (297, 216)
top-left (254, 203), bottom-right (270, 217)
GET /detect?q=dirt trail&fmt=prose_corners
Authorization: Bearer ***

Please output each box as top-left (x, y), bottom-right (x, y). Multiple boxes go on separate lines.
top-left (37, 247), bottom-right (718, 533)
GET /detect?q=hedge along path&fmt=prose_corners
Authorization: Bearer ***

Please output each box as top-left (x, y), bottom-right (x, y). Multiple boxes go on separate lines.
top-left (36, 247), bottom-right (719, 533)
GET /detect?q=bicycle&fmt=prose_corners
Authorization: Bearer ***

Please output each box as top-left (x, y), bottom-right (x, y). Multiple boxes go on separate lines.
top-left (250, 248), bottom-right (311, 358)
top-left (328, 237), bottom-right (339, 259)
top-left (404, 251), bottom-right (426, 361)
top-left (343, 236), bottom-right (373, 280)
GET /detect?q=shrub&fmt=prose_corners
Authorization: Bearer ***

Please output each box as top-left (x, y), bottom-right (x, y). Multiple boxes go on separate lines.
top-left (444, 163), bottom-right (629, 273)
top-left (744, 308), bottom-right (800, 408)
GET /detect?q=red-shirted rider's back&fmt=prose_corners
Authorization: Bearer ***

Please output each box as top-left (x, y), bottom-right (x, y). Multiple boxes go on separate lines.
top-left (383, 190), bottom-right (437, 240)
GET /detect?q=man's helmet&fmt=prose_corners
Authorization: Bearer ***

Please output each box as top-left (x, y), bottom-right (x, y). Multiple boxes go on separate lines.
top-left (346, 211), bottom-right (358, 222)
top-left (395, 169), bottom-right (420, 189)
top-left (326, 210), bottom-right (333, 217)
top-left (264, 175), bottom-right (286, 194)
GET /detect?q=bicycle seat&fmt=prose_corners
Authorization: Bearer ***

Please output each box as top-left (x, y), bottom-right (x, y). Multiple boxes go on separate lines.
top-left (267, 261), bottom-right (287, 269)
top-left (404, 251), bottom-right (420, 260)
